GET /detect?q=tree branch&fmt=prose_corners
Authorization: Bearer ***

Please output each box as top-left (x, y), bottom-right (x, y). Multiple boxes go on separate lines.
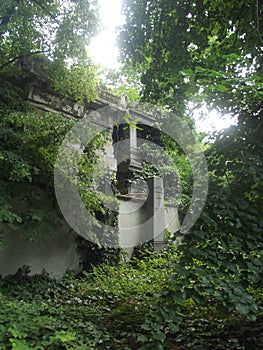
top-left (0, 50), bottom-right (46, 71)
top-left (31, 0), bottom-right (58, 22)
top-left (0, 0), bottom-right (20, 35)
top-left (256, 0), bottom-right (263, 45)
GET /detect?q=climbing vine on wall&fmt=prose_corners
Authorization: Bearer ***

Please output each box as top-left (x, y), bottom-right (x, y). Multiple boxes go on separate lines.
top-left (0, 0), bottom-right (122, 263)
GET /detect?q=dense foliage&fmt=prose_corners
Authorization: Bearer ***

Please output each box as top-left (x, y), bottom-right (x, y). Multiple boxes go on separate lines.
top-left (0, 0), bottom-right (262, 349)
top-left (0, 0), bottom-right (102, 247)
top-left (118, 0), bottom-right (263, 347)
top-left (1, 0), bottom-right (100, 103)
top-left (1, 0), bottom-right (98, 59)
top-left (0, 253), bottom-right (262, 349)
top-left (0, 111), bottom-right (72, 244)
top-left (119, 0), bottom-right (262, 113)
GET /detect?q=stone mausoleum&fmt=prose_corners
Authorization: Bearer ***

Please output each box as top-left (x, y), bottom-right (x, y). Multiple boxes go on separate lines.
top-left (0, 62), bottom-right (180, 277)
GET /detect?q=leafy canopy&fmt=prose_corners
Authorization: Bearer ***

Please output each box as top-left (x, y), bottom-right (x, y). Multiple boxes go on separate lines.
top-left (0, 0), bottom-right (100, 104)
top-left (119, 0), bottom-right (262, 117)
top-left (118, 0), bottom-right (263, 347)
top-left (0, 0), bottom-right (104, 245)
top-left (1, 0), bottom-right (98, 66)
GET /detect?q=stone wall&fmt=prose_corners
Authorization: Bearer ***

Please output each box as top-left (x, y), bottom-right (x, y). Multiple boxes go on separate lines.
top-left (0, 187), bottom-right (81, 278)
top-left (0, 224), bottom-right (80, 278)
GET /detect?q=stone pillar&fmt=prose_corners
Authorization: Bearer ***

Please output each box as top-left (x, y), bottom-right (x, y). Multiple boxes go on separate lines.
top-left (129, 125), bottom-right (142, 173)
top-left (146, 177), bottom-right (166, 250)
top-left (130, 125), bottom-right (137, 154)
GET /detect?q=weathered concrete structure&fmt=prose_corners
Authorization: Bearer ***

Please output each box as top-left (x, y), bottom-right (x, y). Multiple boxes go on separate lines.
top-left (0, 61), bottom-right (180, 277)
top-left (0, 224), bottom-right (80, 277)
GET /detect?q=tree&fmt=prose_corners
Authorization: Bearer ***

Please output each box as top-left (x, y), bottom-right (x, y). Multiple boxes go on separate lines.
top-left (0, 0), bottom-right (98, 67)
top-left (0, 0), bottom-right (101, 245)
top-left (0, 0), bottom-right (100, 104)
top-left (118, 0), bottom-right (263, 347)
top-left (119, 0), bottom-right (262, 115)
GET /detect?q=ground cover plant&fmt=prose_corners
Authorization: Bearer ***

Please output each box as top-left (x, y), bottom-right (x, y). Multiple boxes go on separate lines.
top-left (0, 248), bottom-right (262, 350)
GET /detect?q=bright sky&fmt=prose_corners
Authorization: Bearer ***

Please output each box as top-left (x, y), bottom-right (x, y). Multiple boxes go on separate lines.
top-left (88, 0), bottom-right (237, 133)
top-left (193, 106), bottom-right (237, 134)
top-left (88, 0), bottom-right (124, 69)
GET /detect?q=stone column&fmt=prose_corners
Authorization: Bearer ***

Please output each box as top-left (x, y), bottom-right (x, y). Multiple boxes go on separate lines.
top-left (146, 177), bottom-right (166, 250)
top-left (129, 125), bottom-right (142, 173)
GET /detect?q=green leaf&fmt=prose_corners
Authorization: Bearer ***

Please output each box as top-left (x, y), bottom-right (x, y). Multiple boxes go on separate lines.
top-left (235, 303), bottom-right (250, 315)
top-left (152, 330), bottom-right (166, 342)
top-left (215, 84), bottom-right (228, 92)
top-left (195, 66), bottom-right (206, 73)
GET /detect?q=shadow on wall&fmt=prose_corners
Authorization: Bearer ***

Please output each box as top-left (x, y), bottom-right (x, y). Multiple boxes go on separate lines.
top-left (0, 223), bottom-right (81, 278)
top-left (0, 187), bottom-right (82, 278)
